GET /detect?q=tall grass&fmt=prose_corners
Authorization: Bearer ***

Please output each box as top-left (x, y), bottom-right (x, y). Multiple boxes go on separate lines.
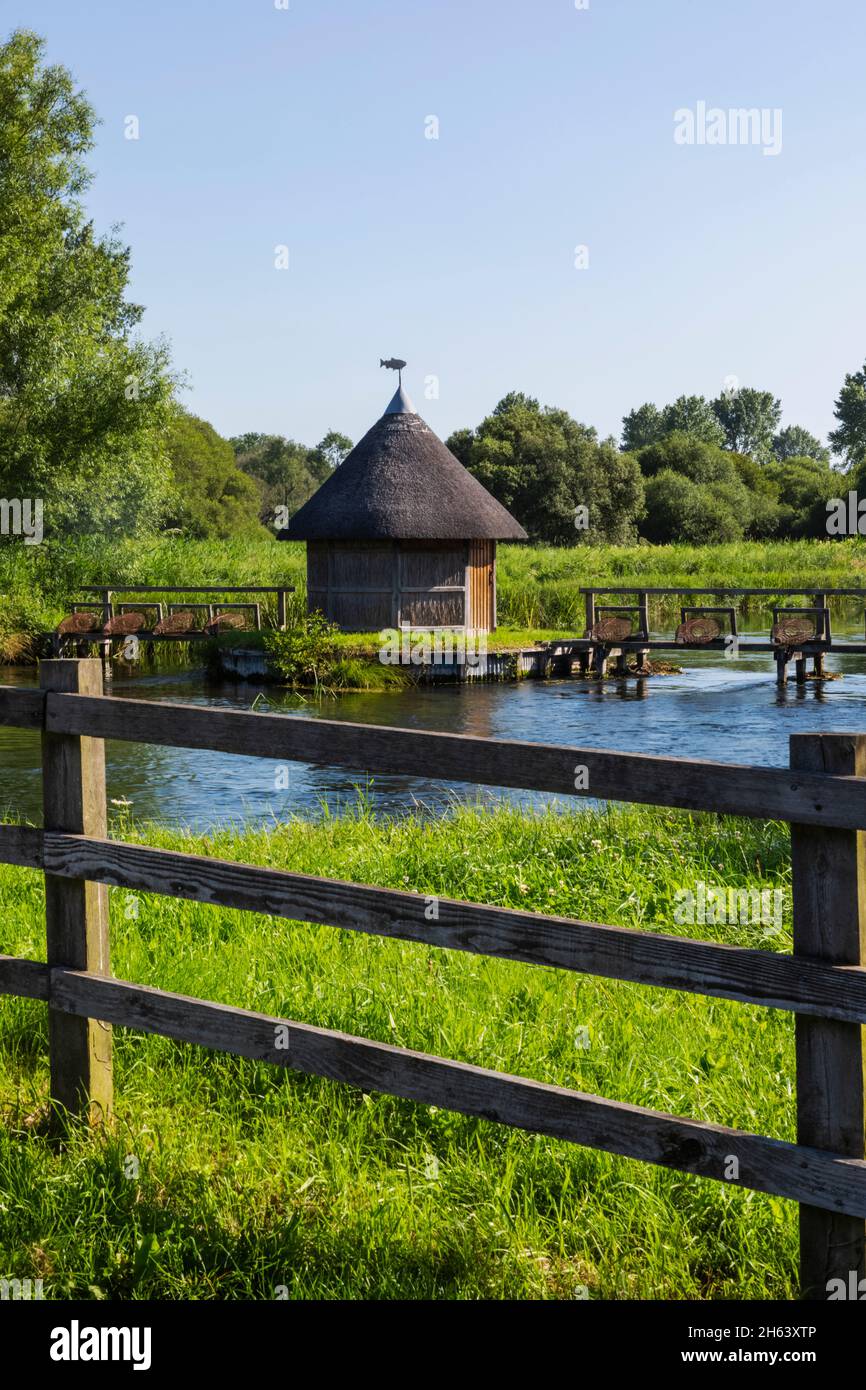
top-left (2, 536), bottom-right (865, 661)
top-left (0, 801), bottom-right (797, 1299)
top-left (0, 537), bottom-right (305, 662)
top-left (496, 539), bottom-right (866, 629)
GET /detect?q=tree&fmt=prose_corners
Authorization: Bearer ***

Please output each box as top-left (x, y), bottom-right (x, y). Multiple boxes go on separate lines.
top-left (0, 30), bottom-right (176, 537)
top-left (307, 430), bottom-right (353, 483)
top-left (231, 433), bottom-right (321, 525)
top-left (773, 424), bottom-right (830, 464)
top-left (765, 456), bottom-right (839, 538)
top-left (621, 402), bottom-right (664, 452)
top-left (448, 395), bottom-right (643, 545)
top-left (636, 432), bottom-right (740, 486)
top-left (660, 395), bottom-right (725, 446)
top-left (164, 410), bottom-right (266, 538)
top-left (641, 470), bottom-right (747, 544)
top-left (711, 387), bottom-right (782, 461)
top-left (829, 360), bottom-right (866, 466)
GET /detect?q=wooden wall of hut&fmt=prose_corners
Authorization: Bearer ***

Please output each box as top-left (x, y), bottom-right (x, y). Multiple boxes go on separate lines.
top-left (306, 540), bottom-right (496, 631)
top-left (467, 539), bottom-right (495, 632)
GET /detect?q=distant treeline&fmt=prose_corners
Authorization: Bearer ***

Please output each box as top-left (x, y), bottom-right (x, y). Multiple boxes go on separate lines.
top-left (162, 377), bottom-right (866, 548)
top-left (446, 384), bottom-right (866, 546)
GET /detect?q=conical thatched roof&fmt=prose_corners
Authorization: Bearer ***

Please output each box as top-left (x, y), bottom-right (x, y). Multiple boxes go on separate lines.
top-left (279, 389), bottom-right (527, 541)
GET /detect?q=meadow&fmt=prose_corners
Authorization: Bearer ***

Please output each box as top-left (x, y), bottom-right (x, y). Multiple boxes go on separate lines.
top-left (2, 536), bottom-right (866, 663)
top-left (0, 533), bottom-right (847, 1299)
top-left (0, 800), bottom-right (798, 1300)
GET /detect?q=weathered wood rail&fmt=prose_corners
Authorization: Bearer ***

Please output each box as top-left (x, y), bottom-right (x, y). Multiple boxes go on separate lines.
top-left (1, 658), bottom-right (865, 1298)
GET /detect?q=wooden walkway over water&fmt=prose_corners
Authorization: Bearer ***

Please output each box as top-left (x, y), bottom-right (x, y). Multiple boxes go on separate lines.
top-left (48, 580), bottom-right (866, 687)
top-left (540, 586), bottom-right (866, 685)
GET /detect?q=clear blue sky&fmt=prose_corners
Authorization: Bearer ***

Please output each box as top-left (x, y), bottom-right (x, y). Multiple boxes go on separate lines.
top-left (18, 0), bottom-right (866, 450)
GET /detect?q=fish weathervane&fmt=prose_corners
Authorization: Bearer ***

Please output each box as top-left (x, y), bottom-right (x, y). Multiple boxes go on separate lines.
top-left (380, 357), bottom-right (407, 386)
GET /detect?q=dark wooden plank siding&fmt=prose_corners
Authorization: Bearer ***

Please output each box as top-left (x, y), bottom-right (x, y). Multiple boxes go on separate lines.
top-left (330, 592), bottom-right (394, 630)
top-left (400, 546), bottom-right (465, 590)
top-left (401, 593), bottom-right (465, 625)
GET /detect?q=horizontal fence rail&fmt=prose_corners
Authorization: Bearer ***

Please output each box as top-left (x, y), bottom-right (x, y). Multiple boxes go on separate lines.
top-left (1, 956), bottom-right (865, 1219)
top-left (0, 827), bottom-right (860, 1026)
top-left (4, 963), bottom-right (866, 1220)
top-left (0, 662), bottom-right (864, 1299)
top-left (3, 685), bottom-right (866, 829)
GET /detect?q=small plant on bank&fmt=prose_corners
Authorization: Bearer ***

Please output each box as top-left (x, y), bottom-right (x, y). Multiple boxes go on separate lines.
top-left (262, 611), bottom-right (343, 689)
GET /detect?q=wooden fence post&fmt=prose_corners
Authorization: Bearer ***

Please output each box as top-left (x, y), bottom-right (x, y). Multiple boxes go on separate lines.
top-left (40, 658), bottom-right (112, 1126)
top-left (790, 732), bottom-right (866, 1299)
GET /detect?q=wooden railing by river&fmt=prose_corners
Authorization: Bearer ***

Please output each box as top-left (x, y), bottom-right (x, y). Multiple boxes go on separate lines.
top-left (1, 658), bottom-right (865, 1299)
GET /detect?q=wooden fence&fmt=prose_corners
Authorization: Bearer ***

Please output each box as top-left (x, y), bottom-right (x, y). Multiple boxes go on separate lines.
top-left (1, 657), bottom-right (865, 1299)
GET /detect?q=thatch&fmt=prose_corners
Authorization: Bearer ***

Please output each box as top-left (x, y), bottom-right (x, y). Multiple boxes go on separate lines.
top-left (279, 404), bottom-right (527, 542)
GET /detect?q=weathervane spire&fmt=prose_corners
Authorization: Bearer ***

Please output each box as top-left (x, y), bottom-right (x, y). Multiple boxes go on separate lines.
top-left (380, 356), bottom-right (407, 387)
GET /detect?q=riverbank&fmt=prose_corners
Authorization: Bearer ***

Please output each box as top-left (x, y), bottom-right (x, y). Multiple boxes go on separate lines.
top-left (0, 801), bottom-right (796, 1299)
top-left (2, 536), bottom-right (866, 665)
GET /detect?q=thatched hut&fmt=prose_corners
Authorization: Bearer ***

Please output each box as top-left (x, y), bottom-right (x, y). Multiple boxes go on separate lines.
top-left (278, 383), bottom-right (526, 632)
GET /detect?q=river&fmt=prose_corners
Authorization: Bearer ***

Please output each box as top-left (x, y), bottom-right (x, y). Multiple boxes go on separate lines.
top-left (3, 647), bottom-right (866, 828)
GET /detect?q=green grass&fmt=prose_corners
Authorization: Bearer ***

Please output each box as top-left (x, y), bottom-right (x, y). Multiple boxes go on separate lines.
top-left (0, 801), bottom-right (798, 1300)
top-left (2, 535), bottom-right (866, 664)
top-left (495, 538), bottom-right (866, 629)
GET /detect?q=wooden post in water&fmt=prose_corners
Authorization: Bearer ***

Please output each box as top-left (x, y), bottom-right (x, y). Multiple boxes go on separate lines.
top-left (100, 588), bottom-right (113, 682)
top-left (584, 590), bottom-right (595, 638)
top-left (790, 732), bottom-right (866, 1299)
top-left (40, 658), bottom-right (113, 1127)
top-left (638, 591), bottom-right (649, 640)
top-left (812, 592), bottom-right (827, 678)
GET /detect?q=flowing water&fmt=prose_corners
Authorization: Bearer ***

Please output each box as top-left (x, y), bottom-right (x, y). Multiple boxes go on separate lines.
top-left (4, 643), bottom-right (866, 828)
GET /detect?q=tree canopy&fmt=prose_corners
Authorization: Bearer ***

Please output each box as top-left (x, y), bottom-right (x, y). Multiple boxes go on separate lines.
top-left (829, 360), bottom-right (866, 465)
top-left (230, 429), bottom-right (354, 527)
top-left (164, 410), bottom-right (266, 538)
top-left (447, 395), bottom-right (644, 545)
top-left (0, 30), bottom-right (176, 537)
top-left (711, 387), bottom-right (782, 461)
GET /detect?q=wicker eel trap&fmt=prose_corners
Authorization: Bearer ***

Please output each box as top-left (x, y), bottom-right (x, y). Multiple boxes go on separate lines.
top-left (591, 615), bottom-right (634, 644)
top-left (675, 615), bottom-right (721, 645)
top-left (206, 611), bottom-right (248, 635)
top-left (56, 611), bottom-right (101, 636)
top-left (153, 611), bottom-right (199, 636)
top-left (771, 615), bottom-right (817, 647)
top-left (103, 612), bottom-right (147, 636)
